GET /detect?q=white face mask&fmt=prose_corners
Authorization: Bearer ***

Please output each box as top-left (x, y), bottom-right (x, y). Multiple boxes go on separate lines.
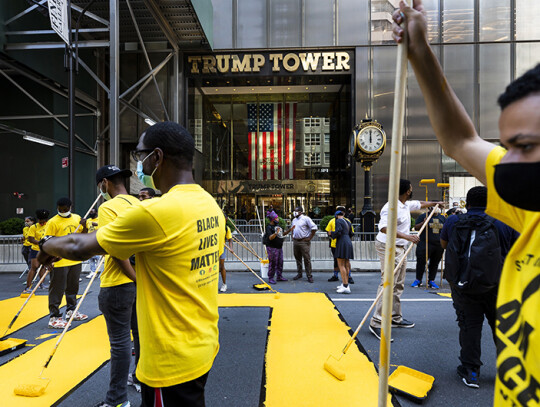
top-left (293, 211), bottom-right (299, 217)
top-left (432, 207), bottom-right (441, 215)
top-left (58, 210), bottom-right (71, 218)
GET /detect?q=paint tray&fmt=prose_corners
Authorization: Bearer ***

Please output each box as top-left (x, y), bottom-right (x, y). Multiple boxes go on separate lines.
top-left (253, 283), bottom-right (269, 291)
top-left (388, 365), bottom-right (434, 403)
top-left (0, 338), bottom-right (28, 356)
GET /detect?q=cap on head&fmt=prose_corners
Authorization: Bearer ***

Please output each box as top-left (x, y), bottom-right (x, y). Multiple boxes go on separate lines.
top-left (96, 165), bottom-right (132, 185)
top-left (267, 211), bottom-right (279, 221)
top-left (335, 210), bottom-right (344, 217)
top-left (294, 206), bottom-right (303, 213)
top-left (56, 197), bottom-right (71, 207)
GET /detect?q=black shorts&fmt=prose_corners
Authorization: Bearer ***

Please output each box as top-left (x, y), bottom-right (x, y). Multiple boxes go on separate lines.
top-left (141, 372), bottom-right (209, 407)
top-left (29, 249), bottom-right (39, 260)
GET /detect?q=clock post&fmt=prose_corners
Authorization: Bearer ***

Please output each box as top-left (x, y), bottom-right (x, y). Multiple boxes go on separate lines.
top-left (349, 119), bottom-right (386, 240)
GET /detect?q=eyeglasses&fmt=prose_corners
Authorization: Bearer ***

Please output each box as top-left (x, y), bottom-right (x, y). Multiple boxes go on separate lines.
top-left (131, 149), bottom-right (154, 162)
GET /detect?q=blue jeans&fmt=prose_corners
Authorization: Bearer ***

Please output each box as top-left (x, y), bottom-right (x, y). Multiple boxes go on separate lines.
top-left (98, 282), bottom-right (136, 405)
top-left (89, 256), bottom-right (100, 273)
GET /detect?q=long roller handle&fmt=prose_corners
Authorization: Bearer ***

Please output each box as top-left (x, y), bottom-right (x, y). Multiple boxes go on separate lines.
top-left (225, 244), bottom-right (277, 294)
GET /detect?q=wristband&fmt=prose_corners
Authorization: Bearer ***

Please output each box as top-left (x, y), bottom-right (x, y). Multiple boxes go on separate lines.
top-left (39, 235), bottom-right (54, 254)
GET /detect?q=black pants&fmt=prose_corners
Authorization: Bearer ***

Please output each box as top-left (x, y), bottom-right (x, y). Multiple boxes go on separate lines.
top-left (21, 246), bottom-right (31, 266)
top-left (449, 282), bottom-right (497, 371)
top-left (415, 242), bottom-right (444, 282)
top-left (49, 264), bottom-right (82, 317)
top-left (141, 372), bottom-right (209, 407)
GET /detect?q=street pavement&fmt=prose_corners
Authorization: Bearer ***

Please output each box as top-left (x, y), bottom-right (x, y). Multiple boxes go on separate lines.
top-left (0, 269), bottom-right (496, 407)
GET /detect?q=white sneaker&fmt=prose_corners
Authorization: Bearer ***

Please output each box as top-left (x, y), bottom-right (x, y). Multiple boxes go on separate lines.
top-left (127, 373), bottom-right (141, 393)
top-left (336, 284), bottom-right (351, 294)
top-left (66, 310), bottom-right (88, 321)
top-left (86, 272), bottom-right (95, 279)
top-left (220, 284), bottom-right (227, 292)
top-left (49, 316), bottom-right (67, 329)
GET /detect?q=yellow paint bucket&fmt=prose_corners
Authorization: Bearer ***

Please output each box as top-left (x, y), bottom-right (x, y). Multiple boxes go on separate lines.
top-left (388, 365), bottom-right (435, 402)
top-left (260, 259), bottom-right (269, 278)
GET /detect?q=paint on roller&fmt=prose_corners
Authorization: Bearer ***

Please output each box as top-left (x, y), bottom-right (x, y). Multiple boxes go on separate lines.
top-left (323, 357), bottom-right (346, 381)
top-left (0, 338), bottom-right (27, 356)
top-left (13, 378), bottom-right (49, 397)
top-left (253, 283), bottom-right (269, 291)
top-left (419, 179), bottom-right (436, 184)
top-left (388, 365), bottom-right (435, 401)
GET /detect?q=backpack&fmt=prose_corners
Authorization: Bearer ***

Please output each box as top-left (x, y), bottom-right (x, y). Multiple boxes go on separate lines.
top-left (444, 214), bottom-right (502, 293)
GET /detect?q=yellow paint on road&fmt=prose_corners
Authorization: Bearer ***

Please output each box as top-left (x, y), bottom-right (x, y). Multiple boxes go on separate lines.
top-left (0, 316), bottom-right (109, 406)
top-left (219, 293), bottom-right (392, 407)
top-left (437, 293), bottom-right (452, 298)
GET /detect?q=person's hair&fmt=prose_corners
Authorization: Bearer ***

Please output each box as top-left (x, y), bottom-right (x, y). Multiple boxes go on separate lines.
top-left (142, 121), bottom-right (195, 169)
top-left (35, 209), bottom-right (49, 220)
top-left (295, 206), bottom-right (303, 212)
top-left (140, 187), bottom-right (156, 197)
top-left (88, 208), bottom-right (98, 218)
top-left (466, 186), bottom-right (487, 208)
top-left (399, 179), bottom-right (411, 196)
top-left (56, 197), bottom-right (71, 207)
top-left (26, 216), bottom-right (36, 223)
top-left (498, 64), bottom-right (540, 110)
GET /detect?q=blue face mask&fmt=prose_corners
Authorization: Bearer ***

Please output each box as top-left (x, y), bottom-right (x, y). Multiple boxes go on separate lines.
top-left (100, 184), bottom-right (111, 201)
top-left (136, 151), bottom-right (157, 189)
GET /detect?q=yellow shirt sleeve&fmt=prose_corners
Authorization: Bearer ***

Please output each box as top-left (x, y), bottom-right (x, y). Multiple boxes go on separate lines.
top-left (97, 205), bottom-right (166, 260)
top-left (485, 146), bottom-right (526, 233)
top-left (225, 226), bottom-right (232, 240)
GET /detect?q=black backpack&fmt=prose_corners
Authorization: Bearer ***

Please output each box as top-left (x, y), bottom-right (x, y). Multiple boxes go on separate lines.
top-left (444, 214), bottom-right (502, 293)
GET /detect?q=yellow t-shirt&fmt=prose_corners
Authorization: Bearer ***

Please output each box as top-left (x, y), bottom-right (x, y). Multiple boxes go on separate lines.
top-left (86, 218), bottom-right (98, 233)
top-left (45, 214), bottom-right (83, 267)
top-left (325, 217), bottom-right (354, 248)
top-left (98, 195), bottom-right (139, 288)
top-left (225, 225), bottom-right (232, 241)
top-left (27, 222), bottom-right (48, 251)
top-left (22, 226), bottom-right (32, 247)
top-left (486, 147), bottom-right (540, 407)
top-left (96, 184), bottom-right (225, 388)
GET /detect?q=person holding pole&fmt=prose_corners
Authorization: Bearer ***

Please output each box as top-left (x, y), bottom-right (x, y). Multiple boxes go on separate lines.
top-left (392, 1), bottom-right (540, 404)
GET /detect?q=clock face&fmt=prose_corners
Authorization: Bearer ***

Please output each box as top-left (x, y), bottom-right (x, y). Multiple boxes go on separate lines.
top-left (349, 129), bottom-right (358, 156)
top-left (357, 126), bottom-right (385, 153)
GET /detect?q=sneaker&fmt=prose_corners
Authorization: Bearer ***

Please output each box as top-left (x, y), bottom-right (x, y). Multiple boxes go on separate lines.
top-left (428, 280), bottom-right (440, 289)
top-left (457, 365), bottom-right (480, 389)
top-left (86, 272), bottom-right (96, 279)
top-left (392, 319), bottom-right (415, 328)
top-left (293, 274), bottom-right (302, 280)
top-left (411, 279), bottom-right (422, 287)
top-left (336, 284), bottom-right (351, 294)
top-left (66, 310), bottom-right (88, 321)
top-left (22, 287), bottom-right (32, 295)
top-left (328, 275), bottom-right (339, 282)
top-left (219, 284), bottom-right (227, 292)
top-left (268, 278), bottom-right (276, 284)
top-left (49, 316), bottom-right (68, 329)
top-left (307, 276), bottom-right (314, 283)
top-left (93, 402), bottom-right (131, 407)
top-left (369, 325), bottom-right (394, 342)
top-left (348, 277), bottom-right (354, 284)
top-left (276, 276), bottom-right (288, 281)
top-left (127, 373), bottom-right (141, 393)
top-left (39, 284), bottom-right (49, 290)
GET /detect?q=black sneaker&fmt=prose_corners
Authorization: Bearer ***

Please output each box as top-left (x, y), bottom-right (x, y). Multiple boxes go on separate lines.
top-left (392, 319), bottom-right (415, 328)
top-left (457, 365), bottom-right (479, 389)
top-left (369, 326), bottom-right (394, 342)
top-left (348, 277), bottom-right (354, 284)
top-left (293, 274), bottom-right (302, 280)
top-left (328, 275), bottom-right (339, 282)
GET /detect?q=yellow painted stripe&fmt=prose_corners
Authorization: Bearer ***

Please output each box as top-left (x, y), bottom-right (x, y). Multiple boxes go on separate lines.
top-left (219, 293), bottom-right (392, 407)
top-left (0, 316), bottom-right (109, 406)
top-left (1, 296), bottom-right (72, 336)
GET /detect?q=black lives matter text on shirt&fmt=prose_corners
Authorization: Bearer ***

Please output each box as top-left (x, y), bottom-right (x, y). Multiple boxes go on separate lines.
top-left (191, 215), bottom-right (221, 272)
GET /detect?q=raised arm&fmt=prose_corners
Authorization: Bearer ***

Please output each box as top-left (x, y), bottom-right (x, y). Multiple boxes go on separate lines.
top-left (393, 0), bottom-right (495, 184)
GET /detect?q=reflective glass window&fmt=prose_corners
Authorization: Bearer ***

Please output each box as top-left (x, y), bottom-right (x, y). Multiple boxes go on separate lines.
top-left (269, 0), bottom-right (301, 47)
top-left (479, 0), bottom-right (510, 42)
top-left (443, 0), bottom-right (474, 43)
top-left (237, 0), bottom-right (267, 48)
top-left (305, 0), bottom-right (334, 46)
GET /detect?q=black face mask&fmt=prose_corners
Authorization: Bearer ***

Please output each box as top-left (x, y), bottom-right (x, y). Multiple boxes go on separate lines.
top-left (494, 161), bottom-right (540, 212)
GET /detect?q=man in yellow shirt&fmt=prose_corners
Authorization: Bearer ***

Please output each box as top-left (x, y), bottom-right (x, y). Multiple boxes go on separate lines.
top-left (393, 2), bottom-right (539, 403)
top-left (44, 197), bottom-right (88, 329)
top-left (38, 122), bottom-right (225, 406)
top-left (21, 216), bottom-right (35, 268)
top-left (326, 205), bottom-right (354, 284)
top-left (95, 164), bottom-right (139, 407)
top-left (24, 209), bottom-right (49, 293)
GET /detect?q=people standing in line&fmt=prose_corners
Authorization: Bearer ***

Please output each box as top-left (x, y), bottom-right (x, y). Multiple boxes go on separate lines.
top-left (331, 210), bottom-right (355, 294)
top-left (440, 186), bottom-right (519, 388)
top-left (38, 122), bottom-right (225, 406)
top-left (326, 205), bottom-right (354, 284)
top-left (411, 206), bottom-right (446, 288)
top-left (86, 208), bottom-right (100, 279)
top-left (94, 165), bottom-right (140, 407)
top-left (138, 187), bottom-right (155, 201)
top-left (23, 210), bottom-right (49, 293)
top-left (263, 211), bottom-right (294, 285)
top-left (291, 206), bottom-right (318, 283)
top-left (44, 197), bottom-right (88, 329)
top-left (369, 179), bottom-right (442, 341)
top-left (21, 216), bottom-right (35, 268)
top-left (392, 3), bottom-right (540, 403)
top-left (219, 214), bottom-right (233, 293)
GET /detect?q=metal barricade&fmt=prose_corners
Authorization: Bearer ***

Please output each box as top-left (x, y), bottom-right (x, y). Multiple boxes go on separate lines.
top-left (0, 235), bottom-right (25, 264)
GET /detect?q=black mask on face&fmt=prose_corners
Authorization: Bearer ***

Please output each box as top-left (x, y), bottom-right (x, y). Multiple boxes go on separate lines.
top-left (494, 161), bottom-right (540, 212)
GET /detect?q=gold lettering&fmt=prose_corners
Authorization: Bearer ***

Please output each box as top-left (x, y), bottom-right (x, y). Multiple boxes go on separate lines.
top-left (216, 55), bottom-right (230, 73)
top-left (283, 53), bottom-right (300, 72)
top-left (322, 52), bottom-right (335, 71)
top-left (335, 52), bottom-right (350, 70)
top-left (188, 56), bottom-right (202, 74)
top-left (202, 56), bottom-right (217, 73)
top-left (252, 54), bottom-right (265, 72)
top-left (299, 52), bottom-right (321, 71)
top-left (269, 54), bottom-right (283, 72)
top-left (231, 54), bottom-right (252, 73)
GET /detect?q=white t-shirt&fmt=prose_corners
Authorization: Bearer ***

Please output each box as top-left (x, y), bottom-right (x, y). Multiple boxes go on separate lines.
top-left (376, 200), bottom-right (421, 246)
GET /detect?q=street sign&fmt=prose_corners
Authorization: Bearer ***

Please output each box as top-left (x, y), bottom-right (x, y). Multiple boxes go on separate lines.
top-left (62, 157), bottom-right (69, 168)
top-left (16, 208), bottom-right (23, 214)
top-left (48, 0), bottom-right (70, 45)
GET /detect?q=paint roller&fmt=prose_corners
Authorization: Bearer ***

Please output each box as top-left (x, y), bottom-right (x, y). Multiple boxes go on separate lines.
top-left (13, 256), bottom-right (105, 397)
top-left (324, 205), bottom-right (440, 382)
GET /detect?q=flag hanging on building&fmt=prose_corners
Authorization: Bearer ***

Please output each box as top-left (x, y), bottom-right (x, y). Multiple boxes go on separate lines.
top-left (248, 103), bottom-right (296, 180)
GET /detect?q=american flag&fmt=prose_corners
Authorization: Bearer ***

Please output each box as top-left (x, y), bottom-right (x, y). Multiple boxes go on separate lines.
top-left (248, 103), bottom-right (296, 180)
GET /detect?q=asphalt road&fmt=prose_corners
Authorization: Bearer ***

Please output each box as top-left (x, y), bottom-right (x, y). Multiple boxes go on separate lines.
top-left (0, 269), bottom-right (497, 407)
